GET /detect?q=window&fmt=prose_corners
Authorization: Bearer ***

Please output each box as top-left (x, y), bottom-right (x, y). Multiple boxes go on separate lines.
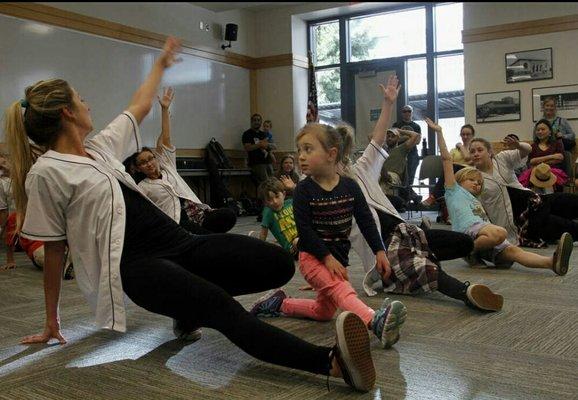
top-left (436, 54), bottom-right (464, 146)
top-left (311, 21), bottom-right (340, 66)
top-left (316, 68), bottom-right (341, 125)
top-left (308, 3), bottom-right (464, 160)
top-left (349, 7), bottom-right (426, 62)
top-left (436, 54), bottom-right (464, 93)
top-left (434, 3), bottom-right (463, 52)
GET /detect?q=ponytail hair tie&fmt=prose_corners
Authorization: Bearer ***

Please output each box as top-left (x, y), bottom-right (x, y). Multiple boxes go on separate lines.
top-left (20, 99), bottom-right (29, 108)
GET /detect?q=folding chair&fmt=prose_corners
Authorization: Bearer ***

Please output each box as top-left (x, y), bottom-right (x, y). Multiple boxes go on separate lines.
top-left (407, 155), bottom-right (443, 219)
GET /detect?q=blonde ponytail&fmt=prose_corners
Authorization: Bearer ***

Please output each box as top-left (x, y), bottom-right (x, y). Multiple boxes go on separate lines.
top-left (335, 124), bottom-right (354, 174)
top-left (4, 101), bottom-right (34, 231)
top-left (4, 78), bottom-right (71, 232)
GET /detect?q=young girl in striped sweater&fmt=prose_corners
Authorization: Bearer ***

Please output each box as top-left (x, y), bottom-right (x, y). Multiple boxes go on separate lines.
top-left (251, 122), bottom-right (407, 349)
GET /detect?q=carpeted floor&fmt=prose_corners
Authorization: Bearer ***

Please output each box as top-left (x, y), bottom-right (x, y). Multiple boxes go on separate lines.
top-left (0, 212), bottom-right (577, 399)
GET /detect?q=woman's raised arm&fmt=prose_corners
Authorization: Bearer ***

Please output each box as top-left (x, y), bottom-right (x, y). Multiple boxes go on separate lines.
top-left (156, 87), bottom-right (175, 151)
top-left (128, 37), bottom-right (182, 124)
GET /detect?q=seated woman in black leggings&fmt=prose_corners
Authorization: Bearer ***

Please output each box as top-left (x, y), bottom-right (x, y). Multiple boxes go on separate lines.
top-left (350, 77), bottom-right (502, 312)
top-left (9, 37), bottom-right (378, 393)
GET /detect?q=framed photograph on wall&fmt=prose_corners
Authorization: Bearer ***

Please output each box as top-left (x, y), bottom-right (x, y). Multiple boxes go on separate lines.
top-left (532, 84), bottom-right (578, 121)
top-left (476, 90), bottom-right (521, 123)
top-left (505, 48), bottom-right (553, 84)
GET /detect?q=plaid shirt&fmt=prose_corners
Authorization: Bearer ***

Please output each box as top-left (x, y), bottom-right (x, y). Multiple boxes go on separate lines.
top-left (383, 223), bottom-right (439, 294)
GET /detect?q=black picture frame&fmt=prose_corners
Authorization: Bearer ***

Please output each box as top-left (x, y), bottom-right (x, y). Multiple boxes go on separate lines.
top-left (476, 90), bottom-right (521, 123)
top-left (505, 47), bottom-right (553, 84)
top-left (532, 84), bottom-right (578, 122)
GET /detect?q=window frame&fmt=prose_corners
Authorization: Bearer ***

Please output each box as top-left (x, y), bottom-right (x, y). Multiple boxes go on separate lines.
top-left (307, 2), bottom-right (464, 154)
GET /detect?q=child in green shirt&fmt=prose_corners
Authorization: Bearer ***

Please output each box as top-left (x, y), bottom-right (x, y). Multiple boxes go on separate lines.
top-left (258, 177), bottom-right (299, 257)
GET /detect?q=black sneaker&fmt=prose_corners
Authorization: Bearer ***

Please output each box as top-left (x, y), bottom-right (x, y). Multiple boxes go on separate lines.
top-left (172, 319), bottom-right (202, 342)
top-left (463, 282), bottom-right (503, 312)
top-left (331, 311), bottom-right (375, 392)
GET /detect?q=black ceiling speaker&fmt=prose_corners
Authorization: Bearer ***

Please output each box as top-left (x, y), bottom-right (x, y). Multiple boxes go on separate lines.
top-left (222, 23), bottom-right (238, 50)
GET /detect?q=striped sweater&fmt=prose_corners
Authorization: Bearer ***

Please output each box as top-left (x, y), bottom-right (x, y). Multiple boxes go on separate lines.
top-left (293, 176), bottom-right (384, 266)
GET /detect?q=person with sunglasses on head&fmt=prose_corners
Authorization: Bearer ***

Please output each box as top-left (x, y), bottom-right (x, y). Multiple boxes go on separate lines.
top-left (392, 104), bottom-right (422, 203)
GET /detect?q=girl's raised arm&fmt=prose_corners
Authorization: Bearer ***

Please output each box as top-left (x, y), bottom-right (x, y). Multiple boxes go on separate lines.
top-left (156, 87), bottom-right (175, 151)
top-left (425, 117), bottom-right (456, 188)
top-left (128, 37), bottom-right (182, 124)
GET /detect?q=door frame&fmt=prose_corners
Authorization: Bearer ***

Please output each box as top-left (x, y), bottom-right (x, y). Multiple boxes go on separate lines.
top-left (341, 59), bottom-right (406, 134)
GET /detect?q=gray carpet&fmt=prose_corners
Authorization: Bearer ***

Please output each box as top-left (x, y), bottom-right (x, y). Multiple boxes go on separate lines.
top-left (1, 212), bottom-right (577, 399)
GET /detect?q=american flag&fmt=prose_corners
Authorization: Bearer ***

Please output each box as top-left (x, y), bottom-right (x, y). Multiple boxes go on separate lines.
top-left (306, 51), bottom-right (319, 123)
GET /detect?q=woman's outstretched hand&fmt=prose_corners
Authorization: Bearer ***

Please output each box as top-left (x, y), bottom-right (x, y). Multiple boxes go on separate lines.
top-left (21, 319), bottom-right (66, 345)
top-left (159, 36), bottom-right (183, 69)
top-left (379, 74), bottom-right (401, 104)
top-left (424, 117), bottom-right (442, 132)
top-left (158, 87), bottom-right (175, 109)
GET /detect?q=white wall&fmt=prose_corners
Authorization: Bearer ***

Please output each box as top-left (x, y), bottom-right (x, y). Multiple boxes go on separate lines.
top-left (465, 2), bottom-right (578, 30)
top-left (255, 67), bottom-right (295, 150)
top-left (464, 3), bottom-right (578, 142)
top-left (42, 2), bottom-right (257, 57)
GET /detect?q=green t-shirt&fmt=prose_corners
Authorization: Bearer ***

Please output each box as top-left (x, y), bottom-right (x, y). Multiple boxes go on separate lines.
top-left (261, 198), bottom-right (298, 252)
top-left (382, 144), bottom-right (409, 177)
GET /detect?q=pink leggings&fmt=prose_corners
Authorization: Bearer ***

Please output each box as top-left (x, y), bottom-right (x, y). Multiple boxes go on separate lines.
top-left (280, 252), bottom-right (375, 327)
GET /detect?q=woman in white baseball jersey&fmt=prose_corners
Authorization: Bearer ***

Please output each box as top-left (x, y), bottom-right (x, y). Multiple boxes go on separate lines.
top-left (5, 36), bottom-right (378, 393)
top-left (130, 87), bottom-right (235, 234)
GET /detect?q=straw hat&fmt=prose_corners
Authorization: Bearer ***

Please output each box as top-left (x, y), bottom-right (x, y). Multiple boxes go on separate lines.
top-left (530, 163), bottom-right (557, 188)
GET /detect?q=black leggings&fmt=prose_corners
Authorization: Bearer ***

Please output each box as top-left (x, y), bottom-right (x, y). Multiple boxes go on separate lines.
top-left (376, 210), bottom-right (474, 261)
top-left (180, 207), bottom-right (237, 235)
top-left (507, 187), bottom-right (578, 242)
top-left (120, 234), bottom-right (332, 375)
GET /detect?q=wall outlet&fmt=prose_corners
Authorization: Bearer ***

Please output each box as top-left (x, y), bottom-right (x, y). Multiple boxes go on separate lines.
top-left (199, 21), bottom-right (204, 30)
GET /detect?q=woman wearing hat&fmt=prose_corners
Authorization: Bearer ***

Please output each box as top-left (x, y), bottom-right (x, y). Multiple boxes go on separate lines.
top-left (518, 119), bottom-right (568, 191)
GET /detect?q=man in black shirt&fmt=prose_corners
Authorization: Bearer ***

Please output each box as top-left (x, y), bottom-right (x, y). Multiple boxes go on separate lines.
top-left (242, 113), bottom-right (274, 184)
top-left (392, 105), bottom-right (421, 201)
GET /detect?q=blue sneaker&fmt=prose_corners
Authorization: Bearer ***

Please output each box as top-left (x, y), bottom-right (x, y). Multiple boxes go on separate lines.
top-left (371, 298), bottom-right (407, 349)
top-left (249, 289), bottom-right (287, 317)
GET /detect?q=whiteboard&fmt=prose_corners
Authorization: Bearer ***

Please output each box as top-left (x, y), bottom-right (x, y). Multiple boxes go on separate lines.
top-left (0, 14), bottom-right (251, 151)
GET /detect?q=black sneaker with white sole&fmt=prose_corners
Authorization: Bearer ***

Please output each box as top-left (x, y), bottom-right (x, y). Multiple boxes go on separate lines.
top-left (173, 319), bottom-right (202, 342)
top-left (331, 311), bottom-right (376, 392)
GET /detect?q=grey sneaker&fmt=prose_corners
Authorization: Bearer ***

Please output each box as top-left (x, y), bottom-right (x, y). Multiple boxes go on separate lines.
top-left (552, 232), bottom-right (573, 276)
top-left (332, 311), bottom-right (376, 392)
top-left (249, 289), bottom-right (287, 317)
top-left (464, 282), bottom-right (503, 312)
top-left (172, 319), bottom-right (202, 342)
top-left (371, 298), bottom-right (407, 349)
